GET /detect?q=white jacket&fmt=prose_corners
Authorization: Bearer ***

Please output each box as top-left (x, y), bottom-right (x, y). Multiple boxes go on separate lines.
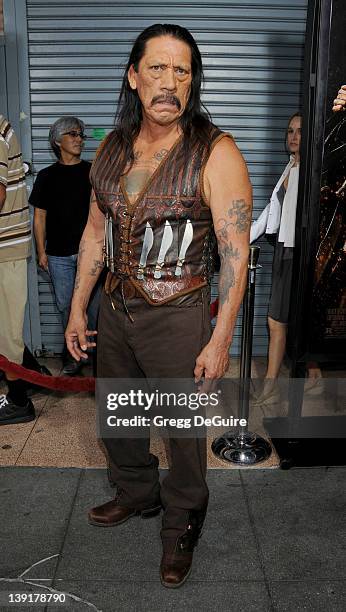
top-left (250, 156), bottom-right (299, 247)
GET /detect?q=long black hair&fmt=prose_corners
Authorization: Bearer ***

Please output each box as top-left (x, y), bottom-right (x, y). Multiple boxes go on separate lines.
top-left (113, 23), bottom-right (213, 180)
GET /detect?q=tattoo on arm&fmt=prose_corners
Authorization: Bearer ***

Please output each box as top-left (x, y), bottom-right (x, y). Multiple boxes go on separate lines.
top-left (226, 199), bottom-right (251, 233)
top-left (216, 220), bottom-right (240, 306)
top-left (74, 238), bottom-right (104, 291)
top-left (214, 199), bottom-right (249, 305)
top-left (74, 271), bottom-right (81, 291)
top-left (90, 259), bottom-right (104, 276)
top-left (74, 239), bottom-right (86, 291)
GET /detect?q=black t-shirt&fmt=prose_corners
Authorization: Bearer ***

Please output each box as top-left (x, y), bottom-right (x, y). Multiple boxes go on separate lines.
top-left (29, 160), bottom-right (92, 256)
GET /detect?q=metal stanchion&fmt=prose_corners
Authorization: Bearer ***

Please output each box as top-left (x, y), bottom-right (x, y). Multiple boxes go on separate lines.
top-left (212, 245), bottom-right (272, 465)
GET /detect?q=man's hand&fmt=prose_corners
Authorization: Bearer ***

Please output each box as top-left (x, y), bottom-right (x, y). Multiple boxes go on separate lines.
top-left (65, 310), bottom-right (97, 361)
top-left (38, 251), bottom-right (48, 271)
top-left (65, 193), bottom-right (104, 361)
top-left (332, 85), bottom-right (346, 112)
top-left (194, 339), bottom-right (230, 382)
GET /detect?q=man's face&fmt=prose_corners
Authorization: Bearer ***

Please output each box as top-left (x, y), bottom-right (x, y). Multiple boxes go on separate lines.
top-left (128, 35), bottom-right (193, 127)
top-left (58, 129), bottom-right (84, 159)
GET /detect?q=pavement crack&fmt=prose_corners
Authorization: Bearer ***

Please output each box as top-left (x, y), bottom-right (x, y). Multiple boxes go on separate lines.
top-left (19, 554), bottom-right (59, 578)
top-left (0, 554), bottom-right (102, 611)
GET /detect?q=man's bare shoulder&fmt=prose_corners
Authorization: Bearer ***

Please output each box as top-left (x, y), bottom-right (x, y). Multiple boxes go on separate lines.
top-left (207, 135), bottom-right (243, 171)
top-left (204, 135), bottom-right (250, 205)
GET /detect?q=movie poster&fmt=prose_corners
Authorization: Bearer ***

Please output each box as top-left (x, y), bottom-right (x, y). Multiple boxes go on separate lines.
top-left (309, 0), bottom-right (346, 352)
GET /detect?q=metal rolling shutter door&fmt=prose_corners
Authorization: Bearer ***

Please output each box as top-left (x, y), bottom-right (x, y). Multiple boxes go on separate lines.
top-left (26, 0), bottom-right (307, 355)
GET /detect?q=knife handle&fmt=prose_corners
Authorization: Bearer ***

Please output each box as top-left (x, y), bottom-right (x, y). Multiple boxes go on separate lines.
top-left (154, 263), bottom-right (164, 279)
top-left (174, 259), bottom-right (184, 276)
top-left (137, 266), bottom-right (144, 280)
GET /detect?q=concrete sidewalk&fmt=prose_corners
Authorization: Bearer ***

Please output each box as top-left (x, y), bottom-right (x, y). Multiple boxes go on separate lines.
top-left (1, 466), bottom-right (346, 612)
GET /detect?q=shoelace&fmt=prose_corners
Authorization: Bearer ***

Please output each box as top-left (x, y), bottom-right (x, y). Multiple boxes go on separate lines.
top-left (0, 394), bottom-right (8, 409)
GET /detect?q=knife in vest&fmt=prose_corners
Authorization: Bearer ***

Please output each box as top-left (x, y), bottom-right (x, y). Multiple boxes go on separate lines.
top-left (137, 222), bottom-right (154, 280)
top-left (154, 220), bottom-right (173, 279)
top-left (175, 219), bottom-right (193, 276)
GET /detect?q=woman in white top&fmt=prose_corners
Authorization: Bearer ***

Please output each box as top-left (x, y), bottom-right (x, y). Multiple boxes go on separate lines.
top-left (251, 87), bottom-right (346, 403)
top-left (251, 113), bottom-right (303, 403)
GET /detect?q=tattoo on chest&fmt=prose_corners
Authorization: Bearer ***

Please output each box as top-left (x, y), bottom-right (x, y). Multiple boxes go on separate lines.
top-left (123, 168), bottom-right (152, 197)
top-left (153, 148), bottom-right (169, 161)
top-left (124, 148), bottom-right (169, 199)
top-left (133, 150), bottom-right (143, 162)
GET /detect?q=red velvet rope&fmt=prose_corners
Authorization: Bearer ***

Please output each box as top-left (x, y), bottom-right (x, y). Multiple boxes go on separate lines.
top-left (0, 301), bottom-right (219, 393)
top-left (0, 355), bottom-right (95, 392)
top-left (210, 298), bottom-right (219, 320)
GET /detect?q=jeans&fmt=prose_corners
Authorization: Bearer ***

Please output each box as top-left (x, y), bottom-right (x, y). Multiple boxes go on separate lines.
top-left (47, 254), bottom-right (101, 332)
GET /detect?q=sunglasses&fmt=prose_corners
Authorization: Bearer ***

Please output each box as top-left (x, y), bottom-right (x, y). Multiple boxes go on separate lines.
top-left (62, 130), bottom-right (87, 139)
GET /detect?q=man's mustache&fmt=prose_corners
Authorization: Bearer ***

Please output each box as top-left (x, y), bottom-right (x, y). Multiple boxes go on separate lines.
top-left (151, 95), bottom-right (181, 110)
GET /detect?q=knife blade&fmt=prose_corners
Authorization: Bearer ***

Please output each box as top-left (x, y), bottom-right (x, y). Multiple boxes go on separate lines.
top-left (175, 220), bottom-right (193, 276)
top-left (103, 214), bottom-right (109, 267)
top-left (154, 220), bottom-right (173, 279)
top-left (108, 213), bottom-right (114, 273)
top-left (137, 222), bottom-right (154, 280)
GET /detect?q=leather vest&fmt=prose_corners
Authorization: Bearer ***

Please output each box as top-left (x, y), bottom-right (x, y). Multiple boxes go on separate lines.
top-left (90, 126), bottom-right (229, 305)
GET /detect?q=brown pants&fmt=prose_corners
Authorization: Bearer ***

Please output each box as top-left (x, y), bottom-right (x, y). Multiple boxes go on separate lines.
top-left (97, 286), bottom-right (211, 539)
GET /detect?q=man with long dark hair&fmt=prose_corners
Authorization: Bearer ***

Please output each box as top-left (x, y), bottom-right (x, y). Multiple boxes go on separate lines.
top-left (66, 23), bottom-right (252, 587)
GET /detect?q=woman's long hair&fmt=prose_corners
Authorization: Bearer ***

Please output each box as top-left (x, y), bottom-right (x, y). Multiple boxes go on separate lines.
top-left (112, 23), bottom-right (213, 183)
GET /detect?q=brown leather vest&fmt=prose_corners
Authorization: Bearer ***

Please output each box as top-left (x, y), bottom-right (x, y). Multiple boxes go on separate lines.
top-left (90, 126), bottom-right (229, 305)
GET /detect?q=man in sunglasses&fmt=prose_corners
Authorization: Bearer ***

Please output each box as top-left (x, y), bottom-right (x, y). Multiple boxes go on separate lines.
top-left (30, 116), bottom-right (99, 375)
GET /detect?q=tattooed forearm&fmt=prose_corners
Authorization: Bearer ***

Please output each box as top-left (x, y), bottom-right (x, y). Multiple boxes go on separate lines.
top-left (74, 239), bottom-right (104, 290)
top-left (216, 218), bottom-right (241, 305)
top-left (74, 239), bottom-right (86, 291)
top-left (74, 270), bottom-right (81, 291)
top-left (78, 239), bottom-right (86, 259)
top-left (89, 259), bottom-right (104, 276)
top-left (218, 242), bottom-right (240, 305)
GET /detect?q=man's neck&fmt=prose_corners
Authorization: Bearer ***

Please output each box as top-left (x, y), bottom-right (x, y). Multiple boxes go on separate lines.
top-left (59, 153), bottom-right (82, 166)
top-left (138, 117), bottom-right (181, 146)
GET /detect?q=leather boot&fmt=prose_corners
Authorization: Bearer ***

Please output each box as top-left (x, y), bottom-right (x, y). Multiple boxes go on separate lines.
top-left (160, 508), bottom-right (206, 588)
top-left (88, 496), bottom-right (161, 527)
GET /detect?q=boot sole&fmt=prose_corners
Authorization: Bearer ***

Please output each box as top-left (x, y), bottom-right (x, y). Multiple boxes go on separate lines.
top-left (0, 414), bottom-right (35, 426)
top-left (88, 505), bottom-right (161, 527)
top-left (160, 564), bottom-right (192, 589)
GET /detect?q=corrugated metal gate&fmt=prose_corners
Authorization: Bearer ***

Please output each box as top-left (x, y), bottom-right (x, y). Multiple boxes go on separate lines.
top-left (26, 0), bottom-right (308, 355)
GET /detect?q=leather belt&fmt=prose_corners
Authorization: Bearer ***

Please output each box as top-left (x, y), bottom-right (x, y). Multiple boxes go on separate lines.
top-left (105, 272), bottom-right (142, 300)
